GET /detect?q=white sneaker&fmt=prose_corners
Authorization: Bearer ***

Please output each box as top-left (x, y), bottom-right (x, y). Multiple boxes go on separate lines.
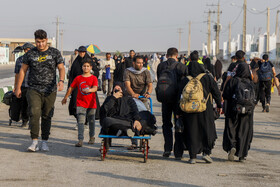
top-left (73, 124), bottom-right (78, 130)
top-left (41, 141), bottom-right (49, 152)
top-left (27, 141), bottom-right (39, 152)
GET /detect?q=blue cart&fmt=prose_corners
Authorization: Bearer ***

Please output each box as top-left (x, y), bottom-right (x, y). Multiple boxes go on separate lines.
top-left (99, 97), bottom-right (153, 163)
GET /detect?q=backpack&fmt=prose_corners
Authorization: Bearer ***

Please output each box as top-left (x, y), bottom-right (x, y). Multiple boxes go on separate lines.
top-left (233, 77), bottom-right (255, 114)
top-left (180, 73), bottom-right (210, 113)
top-left (258, 61), bottom-right (273, 81)
top-left (156, 63), bottom-right (178, 103)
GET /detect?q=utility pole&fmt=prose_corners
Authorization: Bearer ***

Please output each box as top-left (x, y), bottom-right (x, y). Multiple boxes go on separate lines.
top-left (207, 10), bottom-right (212, 56)
top-left (276, 10), bottom-right (279, 41)
top-left (228, 22), bottom-right (232, 58)
top-left (53, 17), bottom-right (63, 49)
top-left (267, 7), bottom-right (270, 53)
top-left (188, 21), bottom-right (191, 56)
top-left (207, 2), bottom-right (222, 57)
top-left (242, 0), bottom-right (247, 52)
top-left (177, 28), bottom-right (183, 52)
top-left (216, 1), bottom-right (221, 57)
top-left (60, 30), bottom-right (64, 56)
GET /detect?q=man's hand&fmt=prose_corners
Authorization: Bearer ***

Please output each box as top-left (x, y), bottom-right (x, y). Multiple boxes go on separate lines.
top-left (133, 120), bottom-right (142, 131)
top-left (132, 93), bottom-right (140, 99)
top-left (61, 98), bottom-right (67, 105)
top-left (113, 91), bottom-right (123, 99)
top-left (57, 81), bottom-right (64, 91)
top-left (82, 88), bottom-right (90, 93)
top-left (14, 88), bottom-right (22, 98)
top-left (144, 93), bottom-right (150, 98)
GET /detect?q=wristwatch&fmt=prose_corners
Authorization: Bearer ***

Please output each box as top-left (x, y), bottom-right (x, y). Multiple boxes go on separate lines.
top-left (59, 80), bottom-right (64, 83)
top-left (146, 92), bottom-right (150, 95)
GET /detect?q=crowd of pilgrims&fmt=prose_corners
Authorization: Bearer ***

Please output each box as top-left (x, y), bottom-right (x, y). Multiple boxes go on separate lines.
top-left (67, 47), bottom-right (279, 164)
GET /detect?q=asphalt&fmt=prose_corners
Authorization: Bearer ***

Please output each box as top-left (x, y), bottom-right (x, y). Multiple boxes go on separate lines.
top-left (0, 85), bottom-right (279, 186)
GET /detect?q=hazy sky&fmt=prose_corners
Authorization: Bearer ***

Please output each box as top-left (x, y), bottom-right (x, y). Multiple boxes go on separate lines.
top-left (0, 0), bottom-right (279, 52)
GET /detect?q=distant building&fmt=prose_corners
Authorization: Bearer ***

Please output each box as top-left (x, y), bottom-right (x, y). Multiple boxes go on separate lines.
top-left (0, 38), bottom-right (55, 63)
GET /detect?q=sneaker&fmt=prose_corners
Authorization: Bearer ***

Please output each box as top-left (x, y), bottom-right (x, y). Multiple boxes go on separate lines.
top-left (27, 141), bottom-right (39, 152)
top-left (262, 106), bottom-right (266, 112)
top-left (162, 151), bottom-right (171, 158)
top-left (239, 157), bottom-right (245, 162)
top-left (175, 157), bottom-right (182, 160)
top-left (228, 147), bottom-right (236, 161)
top-left (75, 140), bottom-right (83, 147)
top-left (126, 129), bottom-right (134, 137)
top-left (41, 141), bottom-right (49, 152)
top-left (188, 159), bottom-right (196, 164)
top-left (202, 154), bottom-right (213, 163)
top-left (73, 124), bottom-right (78, 130)
top-left (88, 137), bottom-right (95, 144)
top-left (21, 121), bottom-right (28, 128)
top-left (265, 104), bottom-right (270, 113)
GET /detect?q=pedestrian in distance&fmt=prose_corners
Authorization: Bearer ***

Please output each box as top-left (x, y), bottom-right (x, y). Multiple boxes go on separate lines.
top-left (62, 60), bottom-right (98, 147)
top-left (100, 53), bottom-right (115, 97)
top-left (156, 47), bottom-right (188, 159)
top-left (222, 50), bottom-right (255, 162)
top-left (14, 29), bottom-right (65, 152)
top-left (257, 54), bottom-right (277, 112)
top-left (124, 50), bottom-right (136, 69)
top-left (176, 51), bottom-right (222, 164)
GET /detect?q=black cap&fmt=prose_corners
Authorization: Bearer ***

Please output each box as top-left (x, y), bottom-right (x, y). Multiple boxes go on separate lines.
top-left (22, 43), bottom-right (35, 50)
top-left (78, 46), bottom-right (87, 52)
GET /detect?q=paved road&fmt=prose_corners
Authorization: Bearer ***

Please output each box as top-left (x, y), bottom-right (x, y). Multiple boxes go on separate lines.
top-left (0, 64), bottom-right (14, 79)
top-left (0, 86), bottom-right (279, 186)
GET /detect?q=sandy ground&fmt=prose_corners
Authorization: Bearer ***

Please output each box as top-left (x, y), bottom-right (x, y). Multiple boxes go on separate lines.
top-left (0, 86), bottom-right (279, 187)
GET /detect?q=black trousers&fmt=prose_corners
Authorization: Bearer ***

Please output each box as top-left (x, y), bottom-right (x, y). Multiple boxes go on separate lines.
top-left (161, 102), bottom-right (184, 157)
top-left (259, 81), bottom-right (272, 107)
top-left (20, 87), bottom-right (29, 122)
top-left (101, 117), bottom-right (132, 135)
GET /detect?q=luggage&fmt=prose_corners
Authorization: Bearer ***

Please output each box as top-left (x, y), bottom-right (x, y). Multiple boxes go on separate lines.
top-left (180, 73), bottom-right (210, 113)
top-left (233, 77), bottom-right (255, 114)
top-left (258, 61), bottom-right (273, 81)
top-left (156, 63), bottom-right (178, 103)
top-left (9, 94), bottom-right (22, 122)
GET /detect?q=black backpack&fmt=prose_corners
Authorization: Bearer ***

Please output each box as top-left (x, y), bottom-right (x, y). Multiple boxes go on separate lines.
top-left (258, 61), bottom-right (273, 81)
top-left (156, 63), bottom-right (178, 103)
top-left (233, 77), bottom-right (255, 114)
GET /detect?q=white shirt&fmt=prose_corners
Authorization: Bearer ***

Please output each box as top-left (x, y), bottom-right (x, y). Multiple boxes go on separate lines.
top-left (100, 58), bottom-right (116, 74)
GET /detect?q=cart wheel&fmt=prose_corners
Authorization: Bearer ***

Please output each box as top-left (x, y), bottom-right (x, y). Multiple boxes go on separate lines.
top-left (100, 139), bottom-right (107, 161)
top-left (9, 119), bottom-right (12, 126)
top-left (143, 140), bottom-right (149, 163)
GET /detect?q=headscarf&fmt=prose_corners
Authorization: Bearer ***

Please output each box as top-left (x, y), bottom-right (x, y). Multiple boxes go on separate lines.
top-left (214, 59), bottom-right (223, 79)
top-left (187, 61), bottom-right (206, 77)
top-left (204, 58), bottom-right (212, 71)
top-left (234, 61), bottom-right (252, 80)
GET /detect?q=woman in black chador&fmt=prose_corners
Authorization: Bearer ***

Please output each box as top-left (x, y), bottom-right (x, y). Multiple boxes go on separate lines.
top-left (177, 51), bottom-right (222, 164)
top-left (222, 55), bottom-right (254, 162)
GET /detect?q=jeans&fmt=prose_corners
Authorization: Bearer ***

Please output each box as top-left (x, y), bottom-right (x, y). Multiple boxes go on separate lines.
top-left (26, 89), bottom-right (56, 140)
top-left (102, 73), bottom-right (114, 96)
top-left (77, 107), bottom-right (96, 140)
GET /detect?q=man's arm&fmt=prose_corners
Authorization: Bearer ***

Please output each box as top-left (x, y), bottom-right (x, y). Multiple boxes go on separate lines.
top-left (57, 63), bottom-right (65, 91)
top-left (272, 67), bottom-right (276, 78)
top-left (144, 83), bottom-right (153, 98)
top-left (14, 74), bottom-right (19, 90)
top-left (15, 64), bottom-right (29, 98)
top-left (125, 81), bottom-right (139, 98)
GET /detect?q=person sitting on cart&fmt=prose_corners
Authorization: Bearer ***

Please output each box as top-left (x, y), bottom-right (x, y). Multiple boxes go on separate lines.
top-left (100, 82), bottom-right (142, 137)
